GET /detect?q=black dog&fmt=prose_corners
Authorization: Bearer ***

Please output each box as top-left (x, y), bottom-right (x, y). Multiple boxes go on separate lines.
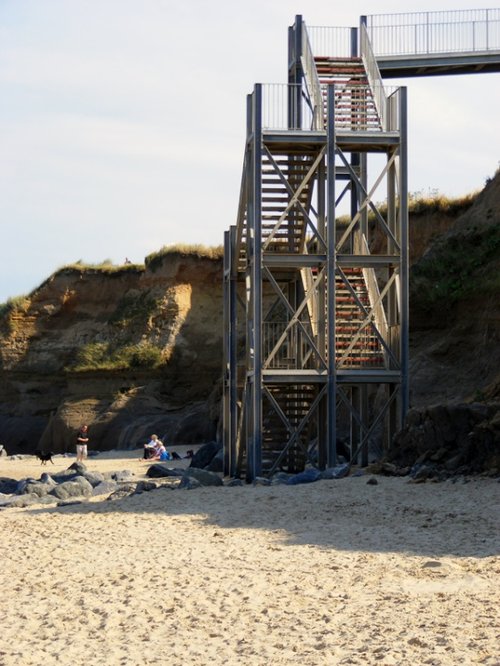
top-left (35, 451), bottom-right (54, 465)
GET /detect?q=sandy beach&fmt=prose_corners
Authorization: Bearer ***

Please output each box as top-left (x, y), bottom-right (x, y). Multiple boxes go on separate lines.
top-left (0, 452), bottom-right (499, 666)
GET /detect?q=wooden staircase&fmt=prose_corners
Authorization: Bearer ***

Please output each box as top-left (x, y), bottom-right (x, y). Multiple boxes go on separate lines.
top-left (238, 152), bottom-right (318, 270)
top-left (334, 267), bottom-right (384, 367)
top-left (314, 56), bottom-right (382, 131)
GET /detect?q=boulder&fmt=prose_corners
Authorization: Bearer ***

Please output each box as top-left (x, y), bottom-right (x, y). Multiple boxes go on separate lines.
top-left (50, 476), bottom-right (93, 500)
top-left (189, 441), bottom-right (221, 470)
top-left (107, 483), bottom-right (137, 501)
top-left (68, 462), bottom-right (88, 475)
top-left (178, 475), bottom-right (202, 490)
top-left (82, 470), bottom-right (105, 487)
top-left (110, 470), bottom-right (135, 483)
top-left (226, 478), bottom-right (244, 487)
top-left (287, 468), bottom-right (322, 485)
top-left (21, 481), bottom-right (50, 498)
top-left (183, 467), bottom-right (223, 487)
top-left (320, 463), bottom-right (350, 480)
top-left (92, 480), bottom-right (118, 496)
top-left (206, 448), bottom-right (224, 473)
top-left (0, 477), bottom-right (18, 494)
top-left (135, 480), bottom-right (159, 493)
top-left (146, 464), bottom-right (184, 478)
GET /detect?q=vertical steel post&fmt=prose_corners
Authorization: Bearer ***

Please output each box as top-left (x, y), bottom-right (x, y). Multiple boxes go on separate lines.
top-left (288, 15), bottom-right (303, 129)
top-left (251, 84), bottom-right (263, 479)
top-left (327, 85), bottom-right (337, 467)
top-left (223, 230), bottom-right (230, 476)
top-left (229, 225), bottom-right (238, 476)
top-left (399, 87), bottom-right (409, 425)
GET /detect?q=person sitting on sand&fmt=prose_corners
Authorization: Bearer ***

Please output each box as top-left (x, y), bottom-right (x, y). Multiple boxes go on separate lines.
top-left (150, 440), bottom-right (170, 462)
top-left (143, 434), bottom-right (161, 460)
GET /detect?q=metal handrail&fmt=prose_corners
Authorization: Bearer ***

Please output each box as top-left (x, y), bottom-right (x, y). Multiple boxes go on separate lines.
top-left (307, 26), bottom-right (353, 57)
top-left (261, 84), bottom-right (314, 131)
top-left (301, 22), bottom-right (325, 130)
top-left (359, 22), bottom-right (388, 131)
top-left (365, 8), bottom-right (500, 56)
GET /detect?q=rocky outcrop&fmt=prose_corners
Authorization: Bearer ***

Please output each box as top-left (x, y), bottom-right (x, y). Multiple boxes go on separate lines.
top-left (0, 251), bottom-right (223, 454)
top-left (387, 402), bottom-right (500, 476)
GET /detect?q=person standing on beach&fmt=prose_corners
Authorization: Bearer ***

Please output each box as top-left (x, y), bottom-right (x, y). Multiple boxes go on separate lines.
top-left (76, 425), bottom-right (89, 462)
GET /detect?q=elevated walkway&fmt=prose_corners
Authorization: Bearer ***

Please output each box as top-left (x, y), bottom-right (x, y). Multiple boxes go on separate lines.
top-left (364, 9), bottom-right (500, 77)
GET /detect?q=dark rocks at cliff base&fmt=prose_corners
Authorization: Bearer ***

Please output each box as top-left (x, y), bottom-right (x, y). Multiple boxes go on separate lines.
top-left (386, 402), bottom-right (500, 478)
top-left (146, 464), bottom-right (184, 478)
top-left (183, 467), bottom-right (223, 487)
top-left (0, 478), bottom-right (18, 494)
top-left (189, 441), bottom-right (222, 471)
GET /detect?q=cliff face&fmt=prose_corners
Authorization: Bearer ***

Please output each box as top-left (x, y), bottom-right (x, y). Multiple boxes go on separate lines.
top-left (0, 253), bottom-right (223, 454)
top-left (1, 173), bottom-right (499, 456)
top-left (409, 172), bottom-right (500, 408)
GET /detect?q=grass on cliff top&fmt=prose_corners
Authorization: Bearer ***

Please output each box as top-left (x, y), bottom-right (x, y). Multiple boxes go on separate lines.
top-left (145, 244), bottom-right (223, 272)
top-left (56, 259), bottom-right (145, 274)
top-left (0, 294), bottom-right (30, 320)
top-left (411, 222), bottom-right (500, 315)
top-left (69, 341), bottom-right (164, 372)
top-left (336, 189), bottom-right (477, 226)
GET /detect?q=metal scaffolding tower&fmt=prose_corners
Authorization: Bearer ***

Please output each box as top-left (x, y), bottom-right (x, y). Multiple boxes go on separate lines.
top-left (223, 9), bottom-right (500, 480)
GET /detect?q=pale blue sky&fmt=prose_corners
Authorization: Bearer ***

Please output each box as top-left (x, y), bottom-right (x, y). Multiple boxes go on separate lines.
top-left (1, 0), bottom-right (499, 302)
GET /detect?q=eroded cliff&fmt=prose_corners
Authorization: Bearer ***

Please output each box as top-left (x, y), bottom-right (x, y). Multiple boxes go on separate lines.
top-left (0, 251), bottom-right (223, 453)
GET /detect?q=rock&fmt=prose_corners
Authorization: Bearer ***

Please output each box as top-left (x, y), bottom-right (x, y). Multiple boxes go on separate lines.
top-left (189, 441), bottom-right (222, 470)
top-left (107, 483), bottom-right (137, 501)
top-left (444, 452), bottom-right (465, 471)
top-left (135, 480), bottom-right (159, 493)
top-left (110, 470), bottom-right (135, 483)
top-left (206, 448), bottom-right (224, 473)
top-left (178, 475), bottom-right (202, 490)
top-left (253, 476), bottom-right (271, 486)
top-left (82, 470), bottom-right (105, 487)
top-left (15, 477), bottom-right (38, 494)
top-left (51, 470), bottom-right (79, 484)
top-left (0, 477), bottom-right (18, 494)
top-left (389, 403), bottom-right (500, 475)
top-left (0, 493), bottom-right (42, 508)
top-left (40, 473), bottom-right (57, 486)
top-left (411, 464), bottom-right (437, 481)
top-left (321, 463), bottom-right (350, 480)
top-left (50, 476), bottom-right (93, 500)
top-left (367, 476), bottom-right (379, 485)
top-left (287, 468), bottom-right (322, 485)
top-left (226, 478), bottom-right (244, 487)
top-left (21, 482), bottom-right (50, 498)
top-left (183, 467), bottom-right (223, 487)
top-left (146, 464), bottom-right (184, 478)
top-left (92, 480), bottom-right (118, 496)
top-left (68, 462), bottom-right (87, 474)
top-left (270, 472), bottom-right (290, 485)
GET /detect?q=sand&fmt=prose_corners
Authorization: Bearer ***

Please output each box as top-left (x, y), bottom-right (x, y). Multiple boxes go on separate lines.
top-left (0, 452), bottom-right (499, 666)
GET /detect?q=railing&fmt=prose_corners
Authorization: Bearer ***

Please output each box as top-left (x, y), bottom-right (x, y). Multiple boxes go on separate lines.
top-left (301, 23), bottom-right (325, 130)
top-left (260, 81), bottom-right (400, 133)
top-left (307, 26), bottom-right (354, 57)
top-left (354, 232), bottom-right (389, 351)
top-left (360, 22), bottom-right (388, 131)
top-left (365, 9), bottom-right (500, 56)
top-left (263, 322), bottom-right (318, 370)
top-left (261, 84), bottom-right (314, 131)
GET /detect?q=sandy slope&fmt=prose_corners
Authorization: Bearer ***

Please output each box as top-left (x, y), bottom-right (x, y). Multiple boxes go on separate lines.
top-left (0, 454), bottom-right (499, 666)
